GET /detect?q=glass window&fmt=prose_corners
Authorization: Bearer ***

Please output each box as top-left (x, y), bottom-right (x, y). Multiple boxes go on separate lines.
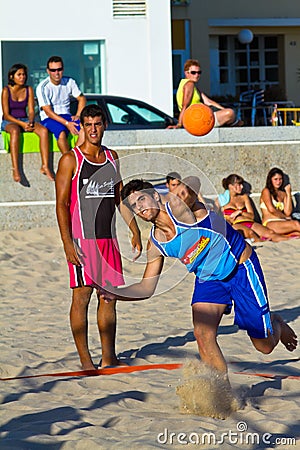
top-left (214, 34), bottom-right (279, 94)
top-left (129, 104), bottom-right (165, 122)
top-left (106, 100), bottom-right (165, 126)
top-left (1, 40), bottom-right (104, 94)
top-left (266, 68), bottom-right (279, 82)
top-left (219, 53), bottom-right (228, 66)
top-left (265, 52), bottom-right (278, 65)
top-left (220, 69), bottom-right (228, 83)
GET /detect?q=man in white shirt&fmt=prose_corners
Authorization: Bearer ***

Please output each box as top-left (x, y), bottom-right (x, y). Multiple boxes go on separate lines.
top-left (36, 56), bottom-right (86, 153)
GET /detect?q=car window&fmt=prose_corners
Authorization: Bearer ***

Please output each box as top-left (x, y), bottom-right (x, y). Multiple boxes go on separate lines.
top-left (106, 101), bottom-right (165, 125)
top-left (127, 105), bottom-right (165, 123)
top-left (106, 103), bottom-right (130, 124)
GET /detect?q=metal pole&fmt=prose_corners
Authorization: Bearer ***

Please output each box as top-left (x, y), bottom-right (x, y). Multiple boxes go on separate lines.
top-left (246, 43), bottom-right (250, 90)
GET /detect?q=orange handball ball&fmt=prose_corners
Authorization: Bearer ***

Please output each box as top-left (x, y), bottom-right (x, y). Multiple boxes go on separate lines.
top-left (183, 103), bottom-right (215, 136)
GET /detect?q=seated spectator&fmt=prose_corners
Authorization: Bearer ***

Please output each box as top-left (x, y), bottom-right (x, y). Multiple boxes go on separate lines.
top-left (36, 56), bottom-right (86, 154)
top-left (220, 174), bottom-right (290, 242)
top-left (173, 59), bottom-right (243, 129)
top-left (260, 168), bottom-right (300, 236)
top-left (1, 63), bottom-right (54, 182)
top-left (163, 172), bottom-right (209, 210)
top-left (174, 175), bottom-right (206, 218)
top-left (161, 171), bottom-right (182, 203)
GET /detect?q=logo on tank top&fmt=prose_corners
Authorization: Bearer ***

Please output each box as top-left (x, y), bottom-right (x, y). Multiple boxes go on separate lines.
top-left (85, 177), bottom-right (114, 198)
top-left (180, 236), bottom-right (210, 265)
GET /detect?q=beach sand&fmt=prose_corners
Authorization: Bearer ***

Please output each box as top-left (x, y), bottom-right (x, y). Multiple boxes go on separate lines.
top-left (0, 224), bottom-right (299, 449)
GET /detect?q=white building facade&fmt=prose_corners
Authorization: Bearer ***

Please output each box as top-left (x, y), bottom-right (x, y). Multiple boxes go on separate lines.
top-left (0, 0), bottom-right (174, 115)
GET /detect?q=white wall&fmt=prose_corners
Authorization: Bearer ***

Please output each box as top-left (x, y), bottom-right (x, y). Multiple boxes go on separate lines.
top-left (0, 0), bottom-right (174, 115)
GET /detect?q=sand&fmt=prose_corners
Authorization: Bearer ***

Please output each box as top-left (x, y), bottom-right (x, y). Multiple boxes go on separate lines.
top-left (0, 223), bottom-right (299, 449)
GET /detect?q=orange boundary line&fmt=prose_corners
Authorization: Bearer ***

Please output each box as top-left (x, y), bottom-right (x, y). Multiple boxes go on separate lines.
top-left (233, 371), bottom-right (300, 380)
top-left (1, 363), bottom-right (299, 381)
top-left (0, 363), bottom-right (183, 381)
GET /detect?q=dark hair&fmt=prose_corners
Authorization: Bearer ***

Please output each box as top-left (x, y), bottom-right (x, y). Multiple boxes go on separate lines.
top-left (8, 64), bottom-right (28, 86)
top-left (265, 167), bottom-right (284, 199)
top-left (166, 171), bottom-right (181, 183)
top-left (47, 56), bottom-right (64, 69)
top-left (222, 174), bottom-right (244, 190)
top-left (121, 179), bottom-right (157, 208)
top-left (80, 104), bottom-right (107, 125)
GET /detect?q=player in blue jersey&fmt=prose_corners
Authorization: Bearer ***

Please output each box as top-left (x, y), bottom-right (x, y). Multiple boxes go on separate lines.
top-left (102, 178), bottom-right (297, 375)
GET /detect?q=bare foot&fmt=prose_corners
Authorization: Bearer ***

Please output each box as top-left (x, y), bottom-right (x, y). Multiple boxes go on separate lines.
top-left (280, 321), bottom-right (298, 351)
top-left (98, 358), bottom-right (128, 369)
top-left (40, 166), bottom-right (55, 181)
top-left (81, 362), bottom-right (97, 371)
top-left (12, 168), bottom-right (21, 182)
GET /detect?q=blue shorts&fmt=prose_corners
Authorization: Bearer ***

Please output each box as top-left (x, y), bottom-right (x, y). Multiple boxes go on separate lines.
top-left (1, 118), bottom-right (28, 131)
top-left (191, 250), bottom-right (273, 339)
top-left (41, 114), bottom-right (80, 140)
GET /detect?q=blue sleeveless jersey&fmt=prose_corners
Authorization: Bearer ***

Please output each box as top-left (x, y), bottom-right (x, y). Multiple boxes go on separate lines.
top-left (150, 203), bottom-right (246, 282)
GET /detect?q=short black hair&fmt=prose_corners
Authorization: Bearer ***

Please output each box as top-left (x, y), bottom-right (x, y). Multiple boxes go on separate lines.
top-left (47, 56), bottom-right (64, 69)
top-left (80, 104), bottom-right (107, 125)
top-left (121, 179), bottom-right (157, 208)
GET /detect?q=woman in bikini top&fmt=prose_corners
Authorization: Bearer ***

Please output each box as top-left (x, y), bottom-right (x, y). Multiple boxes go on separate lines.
top-left (260, 167), bottom-right (300, 237)
top-left (221, 174), bottom-right (291, 242)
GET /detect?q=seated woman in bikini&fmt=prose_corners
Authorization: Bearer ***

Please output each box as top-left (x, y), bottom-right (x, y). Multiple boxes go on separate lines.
top-left (260, 167), bottom-right (300, 237)
top-left (220, 174), bottom-right (290, 242)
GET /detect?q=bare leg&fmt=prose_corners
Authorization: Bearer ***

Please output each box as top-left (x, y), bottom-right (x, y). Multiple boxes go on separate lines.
top-left (263, 219), bottom-right (300, 236)
top-left (6, 124), bottom-right (21, 182)
top-left (215, 108), bottom-right (244, 127)
top-left (250, 313), bottom-right (298, 354)
top-left (33, 123), bottom-right (54, 180)
top-left (70, 286), bottom-right (95, 370)
top-left (233, 224), bottom-right (261, 242)
top-left (97, 294), bottom-right (120, 367)
top-left (57, 131), bottom-right (71, 154)
top-left (192, 302), bottom-right (228, 374)
top-left (251, 223), bottom-right (289, 242)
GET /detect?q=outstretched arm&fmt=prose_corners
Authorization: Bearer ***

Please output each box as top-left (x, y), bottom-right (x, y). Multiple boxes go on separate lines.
top-left (102, 239), bottom-right (164, 302)
top-left (201, 92), bottom-right (225, 110)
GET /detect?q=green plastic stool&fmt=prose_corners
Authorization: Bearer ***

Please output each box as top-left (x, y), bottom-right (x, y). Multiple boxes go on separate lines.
top-left (1, 131), bottom-right (78, 153)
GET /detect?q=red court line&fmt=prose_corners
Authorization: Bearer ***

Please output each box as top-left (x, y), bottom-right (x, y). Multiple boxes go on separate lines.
top-left (233, 371), bottom-right (300, 380)
top-left (1, 363), bottom-right (299, 381)
top-left (0, 363), bottom-right (183, 381)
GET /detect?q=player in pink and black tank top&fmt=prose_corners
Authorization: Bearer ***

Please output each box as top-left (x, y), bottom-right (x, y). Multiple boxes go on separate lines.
top-left (55, 104), bottom-right (142, 370)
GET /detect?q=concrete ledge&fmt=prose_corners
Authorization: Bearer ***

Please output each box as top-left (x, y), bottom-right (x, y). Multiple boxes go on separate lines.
top-left (101, 126), bottom-right (300, 147)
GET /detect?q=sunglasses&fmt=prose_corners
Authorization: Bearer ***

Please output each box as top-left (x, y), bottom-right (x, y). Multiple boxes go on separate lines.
top-left (48, 67), bottom-right (63, 72)
top-left (189, 70), bottom-right (202, 75)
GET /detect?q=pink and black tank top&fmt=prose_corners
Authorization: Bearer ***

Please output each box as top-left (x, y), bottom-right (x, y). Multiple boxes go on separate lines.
top-left (5, 86), bottom-right (29, 119)
top-left (70, 146), bottom-right (120, 239)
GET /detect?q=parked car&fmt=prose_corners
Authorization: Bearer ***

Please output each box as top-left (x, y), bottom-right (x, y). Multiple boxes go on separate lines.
top-left (70, 94), bottom-right (177, 130)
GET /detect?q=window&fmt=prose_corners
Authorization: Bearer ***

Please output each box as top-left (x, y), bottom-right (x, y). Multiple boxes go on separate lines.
top-left (1, 40), bottom-right (105, 94)
top-left (211, 34), bottom-right (280, 97)
top-left (106, 100), bottom-right (166, 125)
